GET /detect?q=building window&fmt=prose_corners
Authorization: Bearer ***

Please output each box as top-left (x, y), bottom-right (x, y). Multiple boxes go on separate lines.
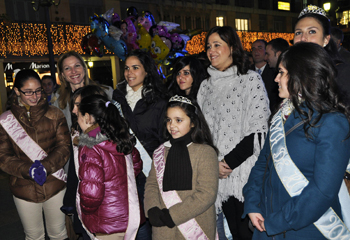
top-left (235, 0), bottom-right (253, 8)
top-left (216, 17), bottom-right (224, 27)
top-left (235, 19), bottom-right (249, 31)
top-left (186, 17), bottom-right (192, 30)
top-left (196, 17), bottom-right (202, 29)
top-left (339, 10), bottom-right (349, 26)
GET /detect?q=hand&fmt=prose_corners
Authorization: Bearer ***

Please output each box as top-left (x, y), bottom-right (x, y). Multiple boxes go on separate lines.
top-left (29, 160), bottom-right (47, 186)
top-left (218, 161), bottom-right (232, 179)
top-left (248, 213), bottom-right (265, 232)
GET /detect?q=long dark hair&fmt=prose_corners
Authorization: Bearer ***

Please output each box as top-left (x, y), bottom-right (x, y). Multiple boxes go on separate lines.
top-left (122, 50), bottom-right (167, 103)
top-left (170, 56), bottom-right (207, 99)
top-left (7, 69), bottom-right (41, 110)
top-left (295, 14), bottom-right (342, 64)
top-left (205, 26), bottom-right (250, 75)
top-left (276, 42), bottom-right (350, 138)
top-left (79, 94), bottom-right (136, 154)
top-left (164, 98), bottom-right (218, 153)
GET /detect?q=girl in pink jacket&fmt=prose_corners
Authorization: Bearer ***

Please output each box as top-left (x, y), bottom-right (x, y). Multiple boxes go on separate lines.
top-left (74, 94), bottom-right (142, 240)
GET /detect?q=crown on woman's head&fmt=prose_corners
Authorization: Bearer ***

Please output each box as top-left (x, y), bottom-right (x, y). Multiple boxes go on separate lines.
top-left (298, 5), bottom-right (328, 19)
top-left (169, 95), bottom-right (193, 105)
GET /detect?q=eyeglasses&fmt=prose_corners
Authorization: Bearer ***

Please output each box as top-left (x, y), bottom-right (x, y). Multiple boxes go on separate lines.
top-left (18, 89), bottom-right (43, 96)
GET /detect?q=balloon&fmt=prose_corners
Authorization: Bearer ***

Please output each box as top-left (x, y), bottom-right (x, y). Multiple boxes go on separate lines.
top-left (126, 6), bottom-right (138, 19)
top-left (90, 18), bottom-right (127, 60)
top-left (109, 25), bottom-right (123, 41)
top-left (161, 36), bottom-right (172, 51)
top-left (102, 8), bottom-right (114, 24)
top-left (137, 11), bottom-right (156, 32)
top-left (136, 25), bottom-right (152, 52)
top-left (121, 17), bottom-right (139, 51)
top-left (112, 13), bottom-right (121, 27)
top-left (170, 33), bottom-right (184, 51)
top-left (150, 35), bottom-right (170, 65)
top-left (157, 21), bottom-right (180, 32)
top-left (88, 34), bottom-right (104, 57)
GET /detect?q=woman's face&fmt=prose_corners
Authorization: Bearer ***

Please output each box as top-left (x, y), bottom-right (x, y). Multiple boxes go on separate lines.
top-left (176, 65), bottom-right (193, 95)
top-left (206, 32), bottom-right (233, 71)
top-left (293, 17), bottom-right (330, 47)
top-left (14, 78), bottom-right (42, 107)
top-left (61, 56), bottom-right (85, 91)
top-left (124, 56), bottom-right (147, 91)
top-left (274, 63), bottom-right (289, 99)
top-left (72, 95), bottom-right (81, 116)
top-left (42, 78), bottom-right (55, 95)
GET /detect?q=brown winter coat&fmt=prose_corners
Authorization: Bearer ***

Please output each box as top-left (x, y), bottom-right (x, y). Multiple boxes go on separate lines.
top-left (144, 142), bottom-right (219, 240)
top-left (0, 96), bottom-right (71, 203)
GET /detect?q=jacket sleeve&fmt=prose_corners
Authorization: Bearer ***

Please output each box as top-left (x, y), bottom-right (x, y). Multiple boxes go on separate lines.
top-left (0, 125), bottom-right (32, 179)
top-left (264, 115), bottom-right (350, 235)
top-left (242, 132), bottom-right (270, 217)
top-left (168, 146), bottom-right (219, 225)
top-left (78, 148), bottom-right (105, 213)
top-left (144, 155), bottom-right (163, 216)
top-left (131, 147), bottom-right (142, 177)
top-left (41, 109), bottom-right (71, 175)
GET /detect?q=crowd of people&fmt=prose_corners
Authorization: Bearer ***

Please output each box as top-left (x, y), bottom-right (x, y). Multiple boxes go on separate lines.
top-left (0, 5), bottom-right (349, 240)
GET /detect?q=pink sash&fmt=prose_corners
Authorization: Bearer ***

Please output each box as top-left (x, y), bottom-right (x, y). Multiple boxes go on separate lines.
top-left (74, 132), bottom-right (140, 240)
top-left (0, 110), bottom-right (67, 182)
top-left (153, 144), bottom-right (217, 240)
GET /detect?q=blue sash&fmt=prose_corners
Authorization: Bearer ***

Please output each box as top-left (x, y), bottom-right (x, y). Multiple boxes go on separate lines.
top-left (270, 109), bottom-right (350, 239)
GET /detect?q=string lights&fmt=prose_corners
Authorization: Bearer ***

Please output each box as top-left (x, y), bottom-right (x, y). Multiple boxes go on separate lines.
top-left (0, 21), bottom-right (294, 57)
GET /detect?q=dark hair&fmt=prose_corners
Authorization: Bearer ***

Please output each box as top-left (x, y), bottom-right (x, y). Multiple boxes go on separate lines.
top-left (253, 39), bottom-right (267, 48)
top-left (267, 38), bottom-right (290, 54)
top-left (275, 42), bottom-right (350, 138)
top-left (125, 50), bottom-right (168, 103)
top-left (170, 56), bottom-right (207, 99)
top-left (205, 26), bottom-right (250, 75)
top-left (295, 14), bottom-right (342, 64)
top-left (164, 98), bottom-right (218, 153)
top-left (71, 85), bottom-right (108, 132)
top-left (7, 69), bottom-right (41, 110)
top-left (41, 75), bottom-right (56, 85)
top-left (330, 27), bottom-right (344, 43)
top-left (79, 94), bottom-right (136, 154)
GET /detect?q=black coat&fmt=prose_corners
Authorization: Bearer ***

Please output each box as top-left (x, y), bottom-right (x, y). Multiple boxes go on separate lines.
top-left (113, 81), bottom-right (167, 157)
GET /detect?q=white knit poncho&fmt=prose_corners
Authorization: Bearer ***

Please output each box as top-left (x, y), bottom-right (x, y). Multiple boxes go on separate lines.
top-left (197, 65), bottom-right (270, 210)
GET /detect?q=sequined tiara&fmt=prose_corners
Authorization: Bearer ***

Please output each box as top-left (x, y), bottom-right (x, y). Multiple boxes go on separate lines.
top-left (169, 95), bottom-right (193, 105)
top-left (298, 5), bottom-right (328, 19)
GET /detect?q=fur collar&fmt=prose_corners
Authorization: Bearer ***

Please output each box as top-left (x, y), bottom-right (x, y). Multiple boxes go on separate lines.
top-left (77, 132), bottom-right (109, 148)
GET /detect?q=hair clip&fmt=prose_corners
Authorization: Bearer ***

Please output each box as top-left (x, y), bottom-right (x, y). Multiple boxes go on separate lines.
top-left (105, 101), bottom-right (111, 107)
top-left (298, 5), bottom-right (328, 19)
top-left (169, 95), bottom-right (193, 106)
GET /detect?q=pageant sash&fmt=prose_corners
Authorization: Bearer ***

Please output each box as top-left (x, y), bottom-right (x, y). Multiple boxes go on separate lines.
top-left (270, 109), bottom-right (350, 239)
top-left (0, 110), bottom-right (66, 182)
top-left (153, 144), bottom-right (218, 240)
top-left (113, 100), bottom-right (152, 176)
top-left (123, 153), bottom-right (141, 240)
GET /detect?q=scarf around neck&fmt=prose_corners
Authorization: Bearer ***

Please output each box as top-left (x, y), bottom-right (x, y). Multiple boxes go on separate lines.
top-left (163, 130), bottom-right (193, 191)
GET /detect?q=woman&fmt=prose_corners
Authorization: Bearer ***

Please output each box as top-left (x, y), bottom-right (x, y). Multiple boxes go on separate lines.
top-left (0, 69), bottom-right (71, 240)
top-left (169, 56), bottom-right (207, 99)
top-left (197, 26), bottom-right (270, 239)
top-left (294, 5), bottom-right (350, 104)
top-left (243, 42), bottom-right (350, 239)
top-left (41, 75), bottom-right (57, 104)
top-left (113, 49), bottom-right (168, 240)
top-left (53, 51), bottom-right (113, 130)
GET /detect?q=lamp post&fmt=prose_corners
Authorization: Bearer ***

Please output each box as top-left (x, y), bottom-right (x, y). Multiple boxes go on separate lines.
top-left (31, 0), bottom-right (60, 79)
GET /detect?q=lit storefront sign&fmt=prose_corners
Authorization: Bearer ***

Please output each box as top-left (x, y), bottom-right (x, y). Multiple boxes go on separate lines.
top-left (278, 1), bottom-right (290, 11)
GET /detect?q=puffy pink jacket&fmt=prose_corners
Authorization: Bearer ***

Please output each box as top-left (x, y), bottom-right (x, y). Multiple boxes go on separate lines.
top-left (77, 126), bottom-right (142, 234)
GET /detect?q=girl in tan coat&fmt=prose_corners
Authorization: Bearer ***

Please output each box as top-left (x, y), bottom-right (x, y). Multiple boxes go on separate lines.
top-left (144, 95), bottom-right (219, 239)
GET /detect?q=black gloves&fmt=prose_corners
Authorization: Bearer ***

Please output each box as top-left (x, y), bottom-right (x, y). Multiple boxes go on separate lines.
top-left (148, 207), bottom-right (175, 228)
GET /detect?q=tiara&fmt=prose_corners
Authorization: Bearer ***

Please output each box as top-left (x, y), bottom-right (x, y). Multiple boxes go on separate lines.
top-left (169, 95), bottom-right (193, 105)
top-left (298, 5), bottom-right (328, 19)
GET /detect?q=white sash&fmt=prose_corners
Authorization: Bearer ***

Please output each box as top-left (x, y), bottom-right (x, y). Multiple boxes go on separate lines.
top-left (270, 110), bottom-right (350, 239)
top-left (74, 133), bottom-right (140, 240)
top-left (0, 110), bottom-right (67, 182)
top-left (153, 144), bottom-right (218, 240)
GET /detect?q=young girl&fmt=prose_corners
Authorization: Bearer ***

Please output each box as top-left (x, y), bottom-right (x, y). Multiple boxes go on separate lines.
top-left (74, 94), bottom-right (142, 240)
top-left (144, 95), bottom-right (219, 240)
